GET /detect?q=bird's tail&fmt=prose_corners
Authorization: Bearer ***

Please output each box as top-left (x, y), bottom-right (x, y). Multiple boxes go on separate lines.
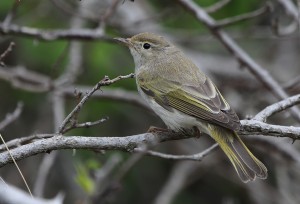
top-left (207, 124), bottom-right (267, 183)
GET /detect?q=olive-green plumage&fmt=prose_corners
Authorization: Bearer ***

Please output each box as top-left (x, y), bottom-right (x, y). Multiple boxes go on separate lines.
top-left (115, 32), bottom-right (267, 182)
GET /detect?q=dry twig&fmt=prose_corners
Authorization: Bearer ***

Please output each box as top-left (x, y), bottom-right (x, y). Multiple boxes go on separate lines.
top-left (58, 73), bottom-right (135, 133)
top-left (254, 94), bottom-right (300, 122)
top-left (0, 102), bottom-right (23, 131)
top-left (0, 42), bottom-right (15, 67)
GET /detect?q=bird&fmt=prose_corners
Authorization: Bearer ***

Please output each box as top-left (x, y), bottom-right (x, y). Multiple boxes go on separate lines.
top-left (115, 32), bottom-right (267, 182)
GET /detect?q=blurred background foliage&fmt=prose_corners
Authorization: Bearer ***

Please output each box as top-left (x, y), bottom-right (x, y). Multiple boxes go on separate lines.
top-left (0, 0), bottom-right (300, 204)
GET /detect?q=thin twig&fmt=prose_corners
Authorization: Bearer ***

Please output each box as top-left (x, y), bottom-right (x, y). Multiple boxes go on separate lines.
top-left (100, 0), bottom-right (120, 26)
top-left (2, 0), bottom-right (21, 28)
top-left (283, 75), bottom-right (300, 90)
top-left (58, 73), bottom-right (135, 133)
top-left (205, 0), bottom-right (231, 13)
top-left (134, 143), bottom-right (218, 161)
top-left (95, 145), bottom-right (148, 202)
top-left (215, 4), bottom-right (270, 27)
top-left (0, 42), bottom-right (15, 67)
top-left (254, 94), bottom-right (300, 122)
top-left (62, 117), bottom-right (109, 133)
top-left (240, 120), bottom-right (300, 140)
top-left (50, 0), bottom-right (98, 21)
top-left (0, 102), bottom-right (23, 130)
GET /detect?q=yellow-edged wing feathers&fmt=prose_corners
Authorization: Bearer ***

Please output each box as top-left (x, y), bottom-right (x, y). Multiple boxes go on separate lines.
top-left (137, 72), bottom-right (240, 131)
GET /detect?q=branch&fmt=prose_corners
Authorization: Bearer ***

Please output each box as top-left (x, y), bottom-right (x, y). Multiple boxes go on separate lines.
top-left (254, 94), bottom-right (300, 122)
top-left (0, 119), bottom-right (299, 167)
top-left (0, 66), bottom-right (148, 110)
top-left (62, 117), bottom-right (109, 133)
top-left (0, 22), bottom-right (112, 41)
top-left (58, 73), bottom-right (135, 133)
top-left (0, 131), bottom-right (192, 168)
top-left (205, 0), bottom-right (231, 13)
top-left (0, 134), bottom-right (53, 152)
top-left (0, 66), bottom-right (52, 92)
top-left (61, 86), bottom-right (150, 111)
top-left (134, 143), bottom-right (218, 161)
top-left (240, 120), bottom-right (300, 140)
top-left (176, 0), bottom-right (300, 122)
top-left (215, 4), bottom-right (270, 27)
top-left (0, 42), bottom-right (15, 67)
top-left (0, 102), bottom-right (23, 130)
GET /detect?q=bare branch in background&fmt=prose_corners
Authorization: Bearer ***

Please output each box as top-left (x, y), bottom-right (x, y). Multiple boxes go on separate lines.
top-left (0, 23), bottom-right (111, 41)
top-left (153, 161), bottom-right (200, 204)
top-left (99, 0), bottom-right (120, 30)
top-left (0, 102), bottom-right (23, 131)
top-left (215, 4), bottom-right (270, 27)
top-left (0, 66), bottom-right (52, 92)
top-left (270, 0), bottom-right (299, 36)
top-left (0, 42), bottom-right (15, 67)
top-left (284, 75), bottom-right (300, 91)
top-left (205, 0), bottom-right (231, 13)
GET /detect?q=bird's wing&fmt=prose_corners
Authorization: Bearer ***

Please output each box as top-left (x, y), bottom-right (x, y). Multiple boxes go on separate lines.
top-left (137, 73), bottom-right (240, 131)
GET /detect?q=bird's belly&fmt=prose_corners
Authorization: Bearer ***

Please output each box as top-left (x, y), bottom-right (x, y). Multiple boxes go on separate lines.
top-left (138, 88), bottom-right (209, 134)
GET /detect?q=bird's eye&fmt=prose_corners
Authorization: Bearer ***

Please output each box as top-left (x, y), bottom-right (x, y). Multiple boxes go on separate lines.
top-left (143, 43), bottom-right (151, 49)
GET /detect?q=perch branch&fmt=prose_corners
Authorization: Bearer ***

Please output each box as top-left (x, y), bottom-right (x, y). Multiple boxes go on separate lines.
top-left (0, 120), bottom-right (299, 167)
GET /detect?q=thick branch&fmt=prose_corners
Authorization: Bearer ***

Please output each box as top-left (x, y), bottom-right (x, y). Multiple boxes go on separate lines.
top-left (0, 120), bottom-right (299, 167)
top-left (0, 131), bottom-right (192, 168)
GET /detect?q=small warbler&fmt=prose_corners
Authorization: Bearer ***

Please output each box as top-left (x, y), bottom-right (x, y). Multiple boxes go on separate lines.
top-left (115, 33), bottom-right (267, 182)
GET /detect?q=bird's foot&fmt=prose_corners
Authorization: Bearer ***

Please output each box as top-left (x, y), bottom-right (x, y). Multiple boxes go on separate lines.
top-left (192, 126), bottom-right (202, 138)
top-left (147, 126), bottom-right (171, 134)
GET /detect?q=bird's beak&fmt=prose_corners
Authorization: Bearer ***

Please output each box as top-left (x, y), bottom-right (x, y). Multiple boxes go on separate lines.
top-left (114, 37), bottom-right (132, 47)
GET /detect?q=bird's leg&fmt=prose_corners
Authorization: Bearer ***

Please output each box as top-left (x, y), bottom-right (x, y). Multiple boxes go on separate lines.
top-left (147, 126), bottom-right (173, 133)
top-left (192, 126), bottom-right (202, 138)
